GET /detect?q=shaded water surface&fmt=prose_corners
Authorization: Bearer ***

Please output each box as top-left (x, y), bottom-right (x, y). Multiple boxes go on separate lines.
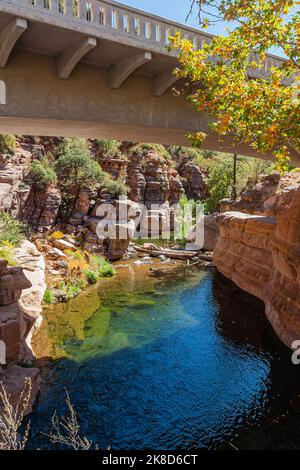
top-left (29, 265), bottom-right (300, 449)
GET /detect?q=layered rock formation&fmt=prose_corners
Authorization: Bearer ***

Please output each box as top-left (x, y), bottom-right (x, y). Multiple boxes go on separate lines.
top-left (0, 137), bottom-right (62, 231)
top-left (178, 162), bottom-right (208, 201)
top-left (125, 150), bottom-right (184, 206)
top-left (0, 240), bottom-right (45, 413)
top-left (0, 138), bottom-right (208, 260)
top-left (66, 192), bottom-right (139, 259)
top-left (214, 172), bottom-right (300, 348)
top-left (66, 145), bottom-right (206, 245)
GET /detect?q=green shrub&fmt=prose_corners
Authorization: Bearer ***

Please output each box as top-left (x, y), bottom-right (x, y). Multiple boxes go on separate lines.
top-left (177, 194), bottom-right (198, 239)
top-left (43, 288), bottom-right (55, 304)
top-left (56, 139), bottom-right (106, 189)
top-left (105, 177), bottom-right (129, 198)
top-left (204, 156), bottom-right (234, 213)
top-left (85, 269), bottom-right (98, 285)
top-left (90, 255), bottom-right (115, 278)
top-left (93, 139), bottom-right (122, 159)
top-left (28, 160), bottom-right (57, 189)
top-left (0, 135), bottom-right (17, 154)
top-left (169, 146), bottom-right (203, 166)
top-left (0, 241), bottom-right (16, 265)
top-left (204, 154), bottom-right (277, 213)
top-left (0, 212), bottom-right (27, 246)
top-left (60, 280), bottom-right (82, 299)
top-left (98, 261), bottom-right (115, 277)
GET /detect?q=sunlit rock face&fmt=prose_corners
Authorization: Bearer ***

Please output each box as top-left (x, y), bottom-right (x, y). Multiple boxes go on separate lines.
top-left (0, 241), bottom-right (45, 413)
top-left (214, 172), bottom-right (300, 348)
top-left (178, 162), bottom-right (208, 201)
top-left (125, 150), bottom-right (184, 206)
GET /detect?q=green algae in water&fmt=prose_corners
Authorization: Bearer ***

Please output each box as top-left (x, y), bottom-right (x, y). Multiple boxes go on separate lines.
top-left (35, 266), bottom-right (206, 362)
top-left (29, 265), bottom-right (300, 450)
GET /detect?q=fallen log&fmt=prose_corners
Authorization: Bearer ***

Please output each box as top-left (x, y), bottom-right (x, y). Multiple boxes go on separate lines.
top-left (133, 245), bottom-right (197, 260)
top-left (150, 249), bottom-right (196, 260)
top-left (132, 244), bottom-right (214, 261)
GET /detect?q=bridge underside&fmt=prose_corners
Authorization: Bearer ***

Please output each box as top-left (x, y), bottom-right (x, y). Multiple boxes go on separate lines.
top-left (0, 7), bottom-right (298, 163)
top-left (0, 49), bottom-right (297, 163)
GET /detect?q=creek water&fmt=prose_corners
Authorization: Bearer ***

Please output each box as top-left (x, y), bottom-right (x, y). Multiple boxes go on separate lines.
top-left (28, 264), bottom-right (300, 450)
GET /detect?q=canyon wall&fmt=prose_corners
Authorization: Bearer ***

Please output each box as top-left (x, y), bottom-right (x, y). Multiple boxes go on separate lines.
top-left (0, 240), bottom-right (45, 413)
top-left (214, 172), bottom-right (300, 348)
top-left (0, 138), bottom-right (208, 260)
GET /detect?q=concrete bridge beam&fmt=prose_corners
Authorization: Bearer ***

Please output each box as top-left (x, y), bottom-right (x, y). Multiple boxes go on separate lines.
top-left (153, 70), bottom-right (179, 97)
top-left (109, 52), bottom-right (152, 89)
top-left (57, 36), bottom-right (97, 80)
top-left (0, 17), bottom-right (27, 68)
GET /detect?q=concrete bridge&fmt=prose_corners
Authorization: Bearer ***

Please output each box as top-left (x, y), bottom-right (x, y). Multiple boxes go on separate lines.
top-left (0, 0), bottom-right (298, 161)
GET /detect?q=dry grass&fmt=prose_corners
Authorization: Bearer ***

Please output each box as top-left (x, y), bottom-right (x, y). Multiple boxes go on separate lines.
top-left (0, 380), bottom-right (93, 450)
top-left (0, 378), bottom-right (32, 450)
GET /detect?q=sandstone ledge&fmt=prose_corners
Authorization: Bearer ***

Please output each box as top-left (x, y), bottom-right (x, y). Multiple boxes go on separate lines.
top-left (214, 178), bottom-right (300, 349)
top-left (0, 240), bottom-right (46, 413)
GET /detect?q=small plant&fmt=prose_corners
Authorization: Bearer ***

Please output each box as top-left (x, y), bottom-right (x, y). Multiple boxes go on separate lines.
top-left (93, 139), bottom-right (122, 159)
top-left (177, 195), bottom-right (198, 240)
top-left (60, 281), bottom-right (82, 300)
top-left (104, 177), bottom-right (129, 198)
top-left (28, 160), bottom-right (57, 189)
top-left (43, 288), bottom-right (55, 304)
top-left (85, 269), bottom-right (98, 285)
top-left (0, 378), bottom-right (32, 450)
top-left (98, 261), bottom-right (115, 278)
top-left (0, 241), bottom-right (16, 266)
top-left (0, 212), bottom-right (27, 246)
top-left (90, 255), bottom-right (116, 278)
top-left (131, 143), bottom-right (171, 161)
top-left (0, 381), bottom-right (94, 451)
top-left (0, 135), bottom-right (17, 154)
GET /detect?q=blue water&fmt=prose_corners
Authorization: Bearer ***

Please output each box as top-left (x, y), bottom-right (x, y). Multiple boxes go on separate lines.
top-left (28, 268), bottom-right (299, 450)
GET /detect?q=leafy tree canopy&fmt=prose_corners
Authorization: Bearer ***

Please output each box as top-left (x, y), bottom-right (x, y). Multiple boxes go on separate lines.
top-left (56, 139), bottom-right (106, 189)
top-left (171, 0), bottom-right (300, 171)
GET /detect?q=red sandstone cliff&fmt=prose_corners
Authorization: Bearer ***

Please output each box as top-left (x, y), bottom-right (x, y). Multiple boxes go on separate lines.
top-left (0, 240), bottom-right (45, 413)
top-left (214, 172), bottom-right (300, 348)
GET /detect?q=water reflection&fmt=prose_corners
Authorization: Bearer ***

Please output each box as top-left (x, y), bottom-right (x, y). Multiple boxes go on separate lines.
top-left (28, 266), bottom-right (300, 450)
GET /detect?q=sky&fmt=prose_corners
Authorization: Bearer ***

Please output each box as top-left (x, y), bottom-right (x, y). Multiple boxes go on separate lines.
top-left (118, 0), bottom-right (229, 36)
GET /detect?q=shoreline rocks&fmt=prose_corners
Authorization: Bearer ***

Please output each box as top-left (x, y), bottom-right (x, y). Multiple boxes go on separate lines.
top-left (214, 172), bottom-right (300, 349)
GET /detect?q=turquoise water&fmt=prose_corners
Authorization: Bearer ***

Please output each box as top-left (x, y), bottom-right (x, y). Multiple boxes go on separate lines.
top-left (28, 267), bottom-right (300, 450)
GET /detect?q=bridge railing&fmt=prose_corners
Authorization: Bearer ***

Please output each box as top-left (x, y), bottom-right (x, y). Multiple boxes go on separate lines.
top-left (23, 0), bottom-right (214, 50)
top-left (11, 0), bottom-right (286, 72)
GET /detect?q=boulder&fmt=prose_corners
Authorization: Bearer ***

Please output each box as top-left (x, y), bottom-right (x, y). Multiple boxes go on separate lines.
top-left (0, 365), bottom-right (41, 416)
